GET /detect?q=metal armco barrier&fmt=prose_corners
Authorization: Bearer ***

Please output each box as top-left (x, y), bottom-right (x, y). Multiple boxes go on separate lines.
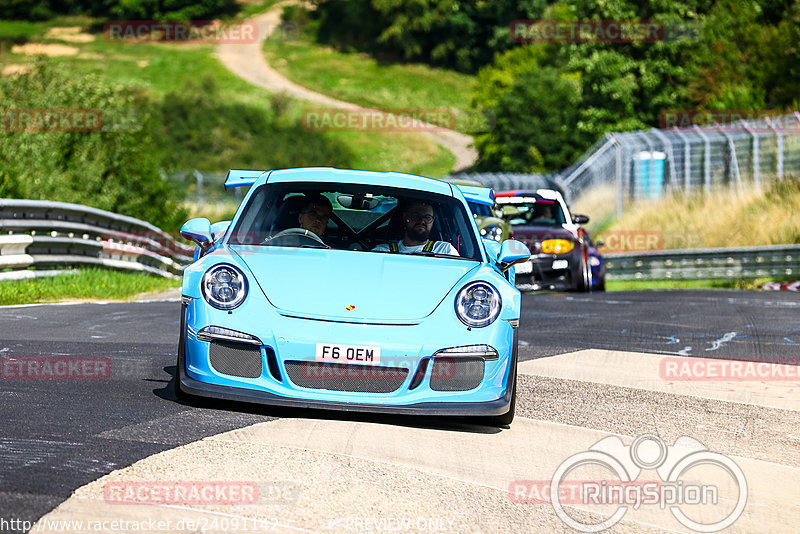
top-left (605, 244), bottom-right (800, 280)
top-left (0, 199), bottom-right (193, 279)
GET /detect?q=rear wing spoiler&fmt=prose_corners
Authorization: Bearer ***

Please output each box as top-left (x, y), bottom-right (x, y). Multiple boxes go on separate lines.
top-left (225, 169), bottom-right (268, 189)
top-left (454, 184), bottom-right (495, 207)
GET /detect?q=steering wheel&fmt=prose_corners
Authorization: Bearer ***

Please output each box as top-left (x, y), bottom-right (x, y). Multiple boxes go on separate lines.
top-left (264, 228), bottom-right (329, 247)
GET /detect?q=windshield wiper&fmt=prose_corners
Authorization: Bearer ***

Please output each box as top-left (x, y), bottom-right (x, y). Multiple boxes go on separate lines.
top-left (409, 251), bottom-right (461, 259)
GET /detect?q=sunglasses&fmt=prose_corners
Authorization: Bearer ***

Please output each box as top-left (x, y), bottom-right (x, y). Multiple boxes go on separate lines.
top-left (406, 214), bottom-right (434, 224)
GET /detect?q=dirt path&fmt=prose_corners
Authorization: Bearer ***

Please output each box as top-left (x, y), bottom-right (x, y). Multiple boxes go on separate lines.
top-left (216, 4), bottom-right (478, 172)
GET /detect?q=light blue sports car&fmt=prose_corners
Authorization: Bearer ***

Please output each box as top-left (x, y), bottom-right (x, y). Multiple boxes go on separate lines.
top-left (176, 167), bottom-right (530, 425)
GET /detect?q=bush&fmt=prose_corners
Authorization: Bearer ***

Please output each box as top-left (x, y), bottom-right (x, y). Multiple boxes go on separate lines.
top-left (0, 0), bottom-right (239, 21)
top-left (156, 76), bottom-right (354, 172)
top-left (311, 0), bottom-right (547, 73)
top-left (0, 63), bottom-right (188, 231)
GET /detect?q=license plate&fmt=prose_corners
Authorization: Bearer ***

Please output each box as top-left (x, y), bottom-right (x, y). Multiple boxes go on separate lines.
top-left (315, 343), bottom-right (381, 365)
top-left (515, 260), bottom-right (533, 274)
top-left (552, 259), bottom-right (569, 270)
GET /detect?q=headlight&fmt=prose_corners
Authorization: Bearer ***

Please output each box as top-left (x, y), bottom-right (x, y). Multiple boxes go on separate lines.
top-left (202, 264), bottom-right (248, 310)
top-left (589, 255), bottom-right (601, 267)
top-left (455, 282), bottom-right (501, 328)
top-left (541, 239), bottom-right (574, 254)
top-left (480, 224), bottom-right (503, 242)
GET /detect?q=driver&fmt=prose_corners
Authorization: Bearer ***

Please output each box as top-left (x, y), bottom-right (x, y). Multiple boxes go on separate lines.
top-left (373, 200), bottom-right (458, 256)
top-left (297, 193), bottom-right (333, 238)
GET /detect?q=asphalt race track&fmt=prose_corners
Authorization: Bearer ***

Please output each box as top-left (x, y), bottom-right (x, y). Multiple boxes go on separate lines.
top-left (1, 290), bottom-right (799, 533)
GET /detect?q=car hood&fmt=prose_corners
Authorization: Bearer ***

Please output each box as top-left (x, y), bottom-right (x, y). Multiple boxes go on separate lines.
top-left (231, 246), bottom-right (479, 323)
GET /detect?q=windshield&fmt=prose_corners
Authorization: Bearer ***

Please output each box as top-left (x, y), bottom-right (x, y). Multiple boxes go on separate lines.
top-left (467, 201), bottom-right (493, 217)
top-left (228, 182), bottom-right (481, 261)
top-left (503, 201), bottom-right (567, 227)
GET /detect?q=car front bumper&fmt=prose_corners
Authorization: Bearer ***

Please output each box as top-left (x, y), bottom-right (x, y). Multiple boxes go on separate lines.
top-left (178, 299), bottom-right (518, 416)
top-left (514, 252), bottom-right (581, 291)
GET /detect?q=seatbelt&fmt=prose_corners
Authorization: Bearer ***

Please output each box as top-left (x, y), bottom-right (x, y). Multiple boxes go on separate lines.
top-left (390, 241), bottom-right (434, 252)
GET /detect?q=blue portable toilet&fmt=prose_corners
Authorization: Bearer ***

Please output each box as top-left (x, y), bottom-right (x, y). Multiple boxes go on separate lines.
top-left (632, 151), bottom-right (666, 200)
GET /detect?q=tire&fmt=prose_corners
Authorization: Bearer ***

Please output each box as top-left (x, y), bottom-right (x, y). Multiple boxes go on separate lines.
top-left (174, 303), bottom-right (188, 400)
top-left (575, 253), bottom-right (591, 292)
top-left (487, 334), bottom-right (518, 427)
top-left (490, 374), bottom-right (516, 426)
top-left (596, 276), bottom-right (606, 292)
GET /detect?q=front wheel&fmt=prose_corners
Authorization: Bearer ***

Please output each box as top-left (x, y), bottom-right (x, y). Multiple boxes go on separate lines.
top-left (575, 254), bottom-right (591, 292)
top-left (174, 303), bottom-right (188, 400)
top-left (490, 375), bottom-right (517, 426)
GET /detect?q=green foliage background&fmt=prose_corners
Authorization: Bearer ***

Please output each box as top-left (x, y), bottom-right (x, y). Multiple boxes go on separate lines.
top-left (0, 0), bottom-right (238, 21)
top-left (311, 0), bottom-right (800, 173)
top-left (0, 65), bottom-right (354, 231)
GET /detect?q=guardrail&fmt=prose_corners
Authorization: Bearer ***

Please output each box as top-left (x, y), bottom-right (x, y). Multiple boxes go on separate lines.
top-left (604, 244), bottom-right (800, 280)
top-left (0, 199), bottom-right (193, 279)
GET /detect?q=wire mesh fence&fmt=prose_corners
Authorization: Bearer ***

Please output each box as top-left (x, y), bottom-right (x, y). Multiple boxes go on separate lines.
top-left (558, 111), bottom-right (800, 214)
top-left (453, 111), bottom-right (800, 216)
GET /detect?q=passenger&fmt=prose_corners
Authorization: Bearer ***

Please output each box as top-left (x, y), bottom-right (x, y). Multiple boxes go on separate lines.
top-left (530, 203), bottom-right (555, 223)
top-left (297, 193), bottom-right (332, 238)
top-left (373, 200), bottom-right (458, 255)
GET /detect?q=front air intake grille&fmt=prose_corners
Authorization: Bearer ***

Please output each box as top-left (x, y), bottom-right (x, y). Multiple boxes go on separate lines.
top-left (429, 357), bottom-right (484, 391)
top-left (209, 341), bottom-right (262, 378)
top-left (284, 361), bottom-right (407, 393)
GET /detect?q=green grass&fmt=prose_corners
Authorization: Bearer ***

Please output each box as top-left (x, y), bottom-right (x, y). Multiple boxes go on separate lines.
top-left (235, 0), bottom-right (283, 20)
top-left (580, 177), bottom-right (800, 250)
top-left (263, 36), bottom-right (479, 132)
top-left (0, 20), bottom-right (43, 43)
top-left (605, 276), bottom-right (788, 292)
top-left (0, 268), bottom-right (180, 305)
top-left (0, 23), bottom-right (454, 178)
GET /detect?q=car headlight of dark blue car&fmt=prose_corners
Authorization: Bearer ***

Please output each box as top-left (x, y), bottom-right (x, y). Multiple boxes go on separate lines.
top-left (202, 264), bottom-right (248, 310)
top-left (455, 282), bottom-right (501, 327)
top-left (480, 224), bottom-right (503, 242)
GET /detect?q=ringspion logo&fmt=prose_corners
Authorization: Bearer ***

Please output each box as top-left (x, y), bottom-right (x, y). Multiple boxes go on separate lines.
top-left (519, 434), bottom-right (748, 532)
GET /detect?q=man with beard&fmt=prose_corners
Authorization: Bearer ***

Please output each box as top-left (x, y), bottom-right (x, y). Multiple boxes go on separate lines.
top-left (373, 200), bottom-right (459, 256)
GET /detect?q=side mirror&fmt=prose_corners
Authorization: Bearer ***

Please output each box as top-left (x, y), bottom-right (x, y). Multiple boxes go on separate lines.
top-left (180, 218), bottom-right (213, 248)
top-left (497, 239), bottom-right (531, 272)
top-left (572, 214), bottom-right (590, 225)
top-left (595, 240), bottom-right (604, 248)
top-left (210, 220), bottom-right (231, 242)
